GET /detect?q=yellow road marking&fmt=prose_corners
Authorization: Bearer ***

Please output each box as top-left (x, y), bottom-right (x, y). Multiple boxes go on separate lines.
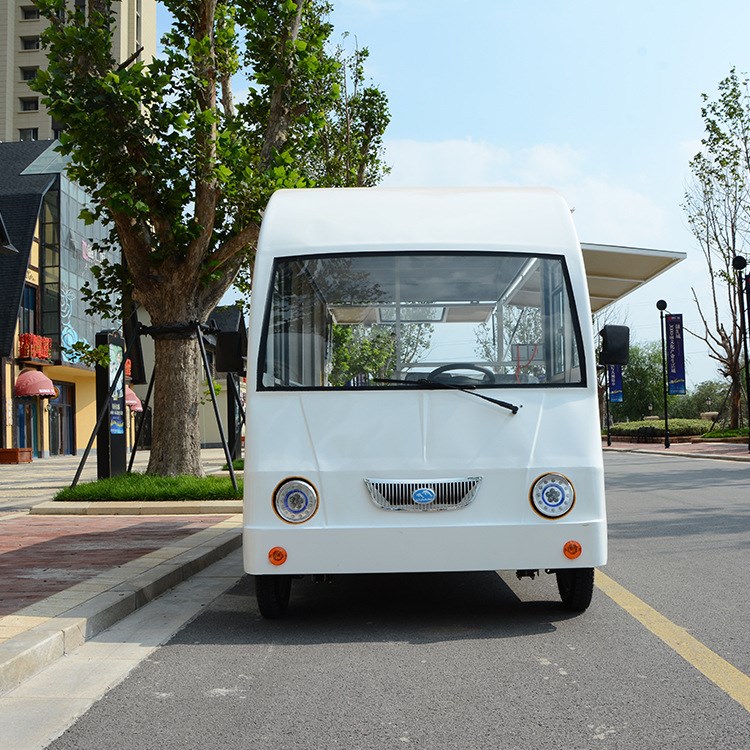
top-left (596, 570), bottom-right (750, 712)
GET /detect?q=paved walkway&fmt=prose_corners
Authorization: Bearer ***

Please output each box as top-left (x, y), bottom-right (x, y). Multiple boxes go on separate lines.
top-left (0, 515), bottom-right (231, 616)
top-left (603, 438), bottom-right (750, 461)
top-left (0, 449), bottom-right (243, 694)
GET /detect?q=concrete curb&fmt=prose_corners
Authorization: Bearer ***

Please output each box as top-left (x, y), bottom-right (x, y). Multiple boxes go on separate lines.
top-left (0, 518), bottom-right (242, 695)
top-left (603, 446), bottom-right (750, 462)
top-left (29, 500), bottom-right (243, 515)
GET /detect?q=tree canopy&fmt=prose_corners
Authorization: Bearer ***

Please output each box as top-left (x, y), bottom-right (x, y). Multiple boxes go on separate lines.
top-left (608, 342), bottom-right (664, 423)
top-left (32, 0), bottom-right (390, 475)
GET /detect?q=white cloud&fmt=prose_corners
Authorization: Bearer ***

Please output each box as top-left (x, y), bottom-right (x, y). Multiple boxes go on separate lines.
top-left (561, 178), bottom-right (669, 248)
top-left (382, 138), bottom-right (512, 187)
top-left (232, 87), bottom-right (251, 106)
top-left (515, 143), bottom-right (586, 185)
top-left (336, 0), bottom-right (404, 17)
top-left (383, 137), bottom-right (587, 188)
top-left (381, 137), bottom-right (670, 247)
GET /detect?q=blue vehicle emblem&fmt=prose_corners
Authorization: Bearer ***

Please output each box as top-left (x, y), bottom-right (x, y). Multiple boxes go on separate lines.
top-left (412, 487), bottom-right (436, 504)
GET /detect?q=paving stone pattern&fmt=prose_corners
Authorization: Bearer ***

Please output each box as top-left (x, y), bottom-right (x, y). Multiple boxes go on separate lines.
top-left (0, 515), bottom-right (229, 615)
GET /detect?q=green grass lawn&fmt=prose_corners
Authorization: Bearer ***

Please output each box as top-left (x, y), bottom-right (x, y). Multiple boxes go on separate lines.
top-left (55, 472), bottom-right (242, 502)
top-left (702, 428), bottom-right (749, 439)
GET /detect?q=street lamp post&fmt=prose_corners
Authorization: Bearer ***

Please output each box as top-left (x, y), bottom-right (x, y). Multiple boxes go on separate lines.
top-left (657, 299), bottom-right (670, 449)
top-left (731, 256), bottom-right (750, 453)
top-left (604, 367), bottom-right (612, 447)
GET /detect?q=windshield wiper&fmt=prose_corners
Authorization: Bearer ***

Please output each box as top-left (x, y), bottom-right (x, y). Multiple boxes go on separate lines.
top-left (373, 378), bottom-right (520, 414)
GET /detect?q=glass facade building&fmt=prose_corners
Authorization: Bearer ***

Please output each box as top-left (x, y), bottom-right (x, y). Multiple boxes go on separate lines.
top-left (40, 174), bottom-right (114, 361)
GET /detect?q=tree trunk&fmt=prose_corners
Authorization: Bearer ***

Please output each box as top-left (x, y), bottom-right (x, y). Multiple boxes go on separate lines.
top-left (146, 335), bottom-right (204, 476)
top-left (730, 377), bottom-right (742, 429)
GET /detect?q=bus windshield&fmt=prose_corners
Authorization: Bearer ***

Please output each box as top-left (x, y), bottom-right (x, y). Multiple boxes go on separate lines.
top-left (259, 252), bottom-right (585, 389)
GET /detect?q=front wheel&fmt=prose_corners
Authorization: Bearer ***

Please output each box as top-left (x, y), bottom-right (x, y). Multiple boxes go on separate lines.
top-left (555, 568), bottom-right (594, 612)
top-left (255, 575), bottom-right (292, 619)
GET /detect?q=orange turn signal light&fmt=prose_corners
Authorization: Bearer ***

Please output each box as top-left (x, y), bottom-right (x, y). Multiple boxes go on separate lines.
top-left (563, 540), bottom-right (582, 560)
top-left (268, 546), bottom-right (288, 566)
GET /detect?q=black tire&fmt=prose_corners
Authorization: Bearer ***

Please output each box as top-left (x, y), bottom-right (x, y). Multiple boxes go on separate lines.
top-left (556, 568), bottom-right (594, 612)
top-left (255, 575), bottom-right (292, 619)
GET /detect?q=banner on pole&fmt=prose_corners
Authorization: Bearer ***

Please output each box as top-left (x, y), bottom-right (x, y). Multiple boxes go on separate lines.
top-left (666, 314), bottom-right (686, 395)
top-left (607, 364), bottom-right (623, 403)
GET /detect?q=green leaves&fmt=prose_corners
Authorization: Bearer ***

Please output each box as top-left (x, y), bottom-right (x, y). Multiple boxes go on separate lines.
top-left (79, 208), bottom-right (96, 226)
top-left (62, 342), bottom-right (112, 369)
top-left (296, 40), bottom-right (391, 188)
top-left (216, 164), bottom-right (233, 180)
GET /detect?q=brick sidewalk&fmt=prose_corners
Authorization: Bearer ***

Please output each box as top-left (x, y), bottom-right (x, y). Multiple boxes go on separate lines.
top-left (0, 515), bottom-right (229, 617)
top-left (603, 439), bottom-right (750, 461)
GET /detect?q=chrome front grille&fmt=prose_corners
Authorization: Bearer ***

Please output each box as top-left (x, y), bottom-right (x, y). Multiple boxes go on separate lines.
top-left (364, 477), bottom-right (482, 511)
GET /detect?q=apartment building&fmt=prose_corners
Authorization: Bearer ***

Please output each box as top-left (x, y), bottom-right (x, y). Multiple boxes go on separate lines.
top-left (0, 0), bottom-right (157, 143)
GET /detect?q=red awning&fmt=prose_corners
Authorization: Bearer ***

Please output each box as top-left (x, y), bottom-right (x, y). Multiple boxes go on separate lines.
top-left (15, 369), bottom-right (56, 398)
top-left (125, 385), bottom-right (143, 412)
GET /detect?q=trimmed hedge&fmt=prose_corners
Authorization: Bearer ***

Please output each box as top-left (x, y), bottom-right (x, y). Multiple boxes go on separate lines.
top-left (607, 419), bottom-right (712, 437)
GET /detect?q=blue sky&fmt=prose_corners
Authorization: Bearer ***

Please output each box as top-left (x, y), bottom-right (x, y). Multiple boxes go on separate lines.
top-left (156, 0), bottom-right (750, 386)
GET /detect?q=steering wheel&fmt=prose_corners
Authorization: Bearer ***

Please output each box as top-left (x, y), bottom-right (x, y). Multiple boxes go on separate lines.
top-left (426, 363), bottom-right (495, 385)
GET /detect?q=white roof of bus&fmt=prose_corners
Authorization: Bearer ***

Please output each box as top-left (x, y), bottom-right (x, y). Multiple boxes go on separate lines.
top-left (260, 187), bottom-right (579, 253)
top-left (259, 188), bottom-right (685, 312)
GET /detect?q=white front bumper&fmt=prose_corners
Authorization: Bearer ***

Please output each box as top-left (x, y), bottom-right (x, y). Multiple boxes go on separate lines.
top-left (243, 520), bottom-right (606, 575)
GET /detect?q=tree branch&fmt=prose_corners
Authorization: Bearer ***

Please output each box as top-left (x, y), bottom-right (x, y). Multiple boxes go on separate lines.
top-left (260, 0), bottom-right (308, 170)
top-left (117, 46), bottom-right (144, 71)
top-left (207, 222), bottom-right (260, 271)
top-left (186, 0), bottom-right (220, 271)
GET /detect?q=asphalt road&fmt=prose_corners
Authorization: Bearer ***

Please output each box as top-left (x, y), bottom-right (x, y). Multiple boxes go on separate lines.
top-left (45, 452), bottom-right (750, 750)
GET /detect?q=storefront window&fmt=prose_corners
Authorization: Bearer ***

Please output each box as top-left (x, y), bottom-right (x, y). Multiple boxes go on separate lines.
top-left (19, 284), bottom-right (36, 334)
top-left (48, 382), bottom-right (75, 455)
top-left (16, 401), bottom-right (39, 457)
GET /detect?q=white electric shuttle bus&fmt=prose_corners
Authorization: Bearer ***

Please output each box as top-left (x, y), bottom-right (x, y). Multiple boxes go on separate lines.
top-left (244, 187), bottom-right (623, 618)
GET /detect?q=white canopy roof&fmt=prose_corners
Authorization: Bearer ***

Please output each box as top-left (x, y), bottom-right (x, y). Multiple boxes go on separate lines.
top-left (581, 242), bottom-right (686, 313)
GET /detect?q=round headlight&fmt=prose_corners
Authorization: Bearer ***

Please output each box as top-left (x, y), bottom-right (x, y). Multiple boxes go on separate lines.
top-left (273, 478), bottom-right (318, 524)
top-left (530, 473), bottom-right (575, 518)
